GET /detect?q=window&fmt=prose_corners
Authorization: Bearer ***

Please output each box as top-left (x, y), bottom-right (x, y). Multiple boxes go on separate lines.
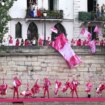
top-left (27, 22), bottom-right (38, 40)
top-left (15, 22), bottom-right (22, 38)
top-left (49, 0), bottom-right (59, 11)
top-left (88, 0), bottom-right (97, 12)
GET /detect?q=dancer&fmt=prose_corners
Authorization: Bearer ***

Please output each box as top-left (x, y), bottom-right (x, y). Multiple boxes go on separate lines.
top-left (12, 76), bottom-right (21, 98)
top-left (20, 83), bottom-right (32, 97)
top-left (31, 79), bottom-right (40, 97)
top-left (71, 78), bottom-right (79, 98)
top-left (62, 79), bottom-right (71, 93)
top-left (85, 80), bottom-right (93, 98)
top-left (43, 77), bottom-right (51, 98)
top-left (0, 77), bottom-right (8, 96)
top-left (54, 80), bottom-right (62, 96)
top-left (96, 81), bottom-right (105, 97)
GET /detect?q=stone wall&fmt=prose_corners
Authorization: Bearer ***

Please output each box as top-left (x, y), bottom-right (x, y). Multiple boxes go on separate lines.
top-left (0, 46), bottom-right (105, 98)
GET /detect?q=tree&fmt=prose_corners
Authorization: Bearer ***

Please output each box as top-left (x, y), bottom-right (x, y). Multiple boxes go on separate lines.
top-left (0, 0), bottom-right (16, 41)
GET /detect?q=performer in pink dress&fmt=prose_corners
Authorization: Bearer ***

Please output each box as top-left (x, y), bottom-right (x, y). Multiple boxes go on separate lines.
top-left (96, 81), bottom-right (105, 96)
top-left (43, 78), bottom-right (51, 98)
top-left (12, 76), bottom-right (21, 98)
top-left (85, 80), bottom-right (93, 98)
top-left (31, 79), bottom-right (40, 96)
top-left (71, 78), bottom-right (79, 98)
top-left (54, 80), bottom-right (62, 96)
top-left (0, 78), bottom-right (8, 96)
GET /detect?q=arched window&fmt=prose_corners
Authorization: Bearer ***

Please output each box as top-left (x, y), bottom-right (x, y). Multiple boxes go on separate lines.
top-left (27, 22), bottom-right (38, 40)
top-left (51, 23), bottom-right (66, 41)
top-left (15, 22), bottom-right (22, 38)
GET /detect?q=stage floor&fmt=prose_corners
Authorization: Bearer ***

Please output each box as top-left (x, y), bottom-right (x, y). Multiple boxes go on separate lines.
top-left (0, 98), bottom-right (105, 103)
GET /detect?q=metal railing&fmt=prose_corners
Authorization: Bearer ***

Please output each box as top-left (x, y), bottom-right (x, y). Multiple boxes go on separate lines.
top-left (25, 9), bottom-right (63, 19)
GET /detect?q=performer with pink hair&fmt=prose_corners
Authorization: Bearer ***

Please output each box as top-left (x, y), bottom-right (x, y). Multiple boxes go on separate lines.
top-left (43, 77), bottom-right (51, 98)
top-left (85, 80), bottom-right (93, 98)
top-left (71, 78), bottom-right (79, 98)
top-left (54, 80), bottom-right (62, 96)
top-left (12, 76), bottom-right (21, 98)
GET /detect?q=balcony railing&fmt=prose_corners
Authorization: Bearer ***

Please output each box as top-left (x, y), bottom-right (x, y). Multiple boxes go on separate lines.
top-left (79, 11), bottom-right (105, 21)
top-left (26, 9), bottom-right (63, 19)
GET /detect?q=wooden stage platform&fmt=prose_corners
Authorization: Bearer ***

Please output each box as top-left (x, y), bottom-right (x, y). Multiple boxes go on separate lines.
top-left (0, 98), bottom-right (105, 103)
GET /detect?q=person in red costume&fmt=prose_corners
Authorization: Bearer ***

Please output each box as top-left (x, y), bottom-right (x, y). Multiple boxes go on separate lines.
top-left (15, 39), bottom-right (20, 46)
top-left (20, 83), bottom-right (32, 97)
top-left (43, 77), bottom-right (51, 98)
top-left (96, 81), bottom-right (105, 96)
top-left (0, 78), bottom-right (8, 96)
top-left (13, 76), bottom-right (21, 98)
top-left (85, 80), bottom-right (93, 98)
top-left (76, 39), bottom-right (82, 46)
top-left (62, 79), bottom-right (72, 93)
top-left (71, 78), bottom-right (79, 98)
top-left (31, 79), bottom-right (40, 97)
top-left (54, 80), bottom-right (62, 96)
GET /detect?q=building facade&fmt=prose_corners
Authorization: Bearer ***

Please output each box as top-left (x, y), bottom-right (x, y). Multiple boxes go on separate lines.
top-left (7, 0), bottom-right (105, 45)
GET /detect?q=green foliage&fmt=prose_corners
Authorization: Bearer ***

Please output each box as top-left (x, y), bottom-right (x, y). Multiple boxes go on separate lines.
top-left (0, 0), bottom-right (16, 41)
top-left (47, 10), bottom-right (63, 19)
top-left (79, 12), bottom-right (92, 21)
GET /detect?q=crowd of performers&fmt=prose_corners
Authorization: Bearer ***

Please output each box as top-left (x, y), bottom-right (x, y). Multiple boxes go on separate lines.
top-left (0, 76), bottom-right (105, 98)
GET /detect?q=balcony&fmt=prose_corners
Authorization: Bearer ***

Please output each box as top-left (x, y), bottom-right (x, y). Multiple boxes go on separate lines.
top-left (25, 9), bottom-right (63, 21)
top-left (79, 11), bottom-right (105, 21)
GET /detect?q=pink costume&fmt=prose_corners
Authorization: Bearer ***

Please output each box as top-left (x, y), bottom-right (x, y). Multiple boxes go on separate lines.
top-left (85, 81), bottom-right (93, 97)
top-left (76, 39), bottom-right (82, 46)
top-left (9, 36), bottom-right (13, 46)
top-left (71, 79), bottom-right (79, 98)
top-left (96, 82), bottom-right (105, 95)
top-left (43, 78), bottom-right (51, 98)
top-left (88, 40), bottom-right (96, 54)
top-left (0, 78), bottom-right (8, 96)
top-left (38, 38), bottom-right (43, 46)
top-left (62, 80), bottom-right (72, 93)
top-left (20, 83), bottom-right (32, 97)
top-left (13, 76), bottom-right (21, 98)
top-left (31, 79), bottom-right (40, 96)
top-left (71, 39), bottom-right (75, 46)
top-left (54, 80), bottom-right (62, 95)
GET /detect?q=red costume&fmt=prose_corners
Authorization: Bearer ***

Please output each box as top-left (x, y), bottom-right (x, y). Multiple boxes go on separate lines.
top-left (71, 39), bottom-right (75, 46)
top-left (54, 80), bottom-right (62, 95)
top-left (43, 78), bottom-right (51, 98)
top-left (0, 78), bottom-right (8, 96)
top-left (96, 82), bottom-right (105, 95)
top-left (31, 79), bottom-right (40, 96)
top-left (38, 38), bottom-right (43, 46)
top-left (85, 81), bottom-right (93, 97)
top-left (16, 39), bottom-right (20, 46)
top-left (9, 36), bottom-right (13, 46)
top-left (76, 39), bottom-right (82, 46)
top-left (13, 76), bottom-right (21, 98)
top-left (62, 80), bottom-right (72, 93)
top-left (100, 40), bottom-right (104, 46)
top-left (71, 79), bottom-right (79, 98)
top-left (20, 83), bottom-right (32, 97)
